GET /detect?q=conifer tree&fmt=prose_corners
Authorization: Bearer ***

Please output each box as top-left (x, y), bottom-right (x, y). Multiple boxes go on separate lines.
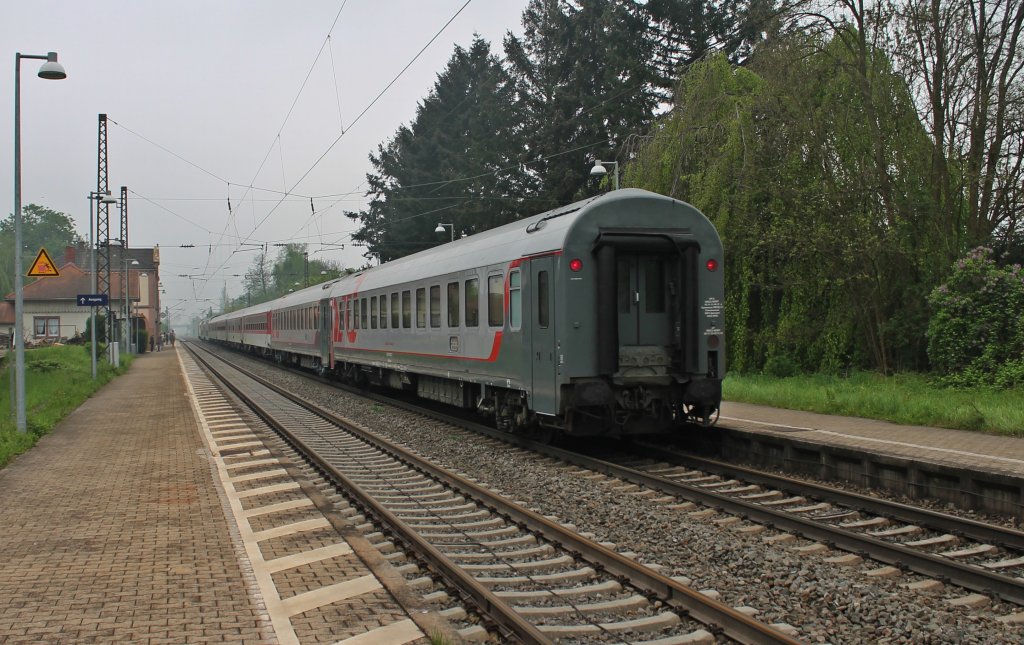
top-left (349, 38), bottom-right (527, 262)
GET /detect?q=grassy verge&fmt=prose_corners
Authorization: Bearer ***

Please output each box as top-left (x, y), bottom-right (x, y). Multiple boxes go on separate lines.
top-left (0, 345), bottom-right (132, 467)
top-left (723, 371), bottom-right (1024, 436)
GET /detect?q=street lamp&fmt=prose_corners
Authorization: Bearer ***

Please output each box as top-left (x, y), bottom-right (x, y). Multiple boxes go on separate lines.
top-left (13, 51), bottom-right (67, 433)
top-left (590, 160), bottom-right (619, 191)
top-left (88, 191), bottom-right (117, 379)
top-left (124, 258), bottom-right (138, 354)
top-left (434, 222), bottom-right (454, 242)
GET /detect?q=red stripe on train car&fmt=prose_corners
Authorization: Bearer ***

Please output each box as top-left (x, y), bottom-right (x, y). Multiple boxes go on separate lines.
top-left (338, 331), bottom-right (503, 363)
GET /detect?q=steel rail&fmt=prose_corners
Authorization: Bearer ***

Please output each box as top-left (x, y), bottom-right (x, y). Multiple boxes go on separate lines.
top-left (630, 442), bottom-right (1024, 551)
top-left (188, 342), bottom-right (804, 645)
top-left (185, 343), bottom-right (549, 644)
top-left (531, 442), bottom-right (1024, 606)
top-left (195, 341), bottom-right (1024, 605)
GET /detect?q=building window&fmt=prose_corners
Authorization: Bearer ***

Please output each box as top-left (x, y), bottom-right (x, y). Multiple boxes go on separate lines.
top-left (33, 316), bottom-right (59, 338)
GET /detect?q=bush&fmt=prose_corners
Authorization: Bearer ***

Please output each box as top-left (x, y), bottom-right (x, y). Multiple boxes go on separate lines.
top-left (763, 353), bottom-right (800, 378)
top-left (927, 247), bottom-right (1024, 388)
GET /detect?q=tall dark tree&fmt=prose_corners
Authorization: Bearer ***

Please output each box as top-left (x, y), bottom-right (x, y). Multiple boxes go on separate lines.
top-left (0, 204), bottom-right (80, 297)
top-left (643, 0), bottom-right (778, 91)
top-left (504, 0), bottom-right (659, 205)
top-left (349, 37), bottom-right (529, 262)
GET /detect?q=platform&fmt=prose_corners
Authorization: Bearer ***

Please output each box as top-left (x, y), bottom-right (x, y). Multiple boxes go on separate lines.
top-left (0, 348), bottom-right (436, 644)
top-left (720, 401), bottom-right (1024, 477)
top-left (711, 401), bottom-right (1024, 518)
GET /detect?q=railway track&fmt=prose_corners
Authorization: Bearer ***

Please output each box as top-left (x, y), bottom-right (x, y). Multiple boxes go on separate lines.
top-left (580, 443), bottom-right (1024, 607)
top-left (185, 341), bottom-right (801, 645)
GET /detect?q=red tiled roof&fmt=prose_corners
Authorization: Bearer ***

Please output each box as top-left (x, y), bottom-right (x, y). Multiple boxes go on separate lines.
top-left (4, 263), bottom-right (142, 302)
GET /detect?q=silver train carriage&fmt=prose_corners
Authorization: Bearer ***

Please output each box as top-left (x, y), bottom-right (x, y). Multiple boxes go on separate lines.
top-left (202, 189), bottom-right (725, 435)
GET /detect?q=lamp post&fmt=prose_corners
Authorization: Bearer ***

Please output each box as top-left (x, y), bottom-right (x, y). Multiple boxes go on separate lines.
top-left (590, 160), bottom-right (619, 191)
top-left (137, 272), bottom-right (147, 352)
top-left (13, 51), bottom-right (67, 433)
top-left (434, 222), bottom-right (454, 242)
top-left (123, 258), bottom-right (138, 353)
top-left (88, 191), bottom-right (117, 379)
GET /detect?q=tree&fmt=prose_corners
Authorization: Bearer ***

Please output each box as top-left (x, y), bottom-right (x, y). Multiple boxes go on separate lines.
top-left (626, 33), bottom-right (939, 374)
top-left (349, 37), bottom-right (529, 262)
top-left (0, 204), bottom-right (80, 297)
top-left (504, 0), bottom-right (659, 204)
top-left (643, 0), bottom-right (779, 91)
top-left (242, 247), bottom-right (273, 304)
top-left (891, 0), bottom-right (1024, 251)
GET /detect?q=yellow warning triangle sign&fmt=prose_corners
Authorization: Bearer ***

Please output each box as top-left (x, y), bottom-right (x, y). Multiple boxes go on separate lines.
top-left (27, 247), bottom-right (60, 277)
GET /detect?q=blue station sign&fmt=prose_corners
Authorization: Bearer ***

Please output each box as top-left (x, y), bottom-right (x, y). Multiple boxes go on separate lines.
top-left (77, 294), bottom-right (109, 306)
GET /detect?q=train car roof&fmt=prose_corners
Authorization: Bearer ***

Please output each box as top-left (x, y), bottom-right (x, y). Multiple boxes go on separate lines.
top-left (326, 188), bottom-right (710, 296)
top-left (208, 188), bottom-right (716, 318)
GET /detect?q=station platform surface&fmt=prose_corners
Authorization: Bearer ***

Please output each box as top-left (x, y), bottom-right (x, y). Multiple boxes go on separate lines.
top-left (719, 401), bottom-right (1024, 478)
top-left (0, 348), bottom-right (432, 644)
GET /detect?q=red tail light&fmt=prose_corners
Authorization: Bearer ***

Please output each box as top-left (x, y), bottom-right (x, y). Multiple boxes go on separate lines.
top-left (706, 258), bottom-right (718, 272)
top-left (569, 258), bottom-right (583, 272)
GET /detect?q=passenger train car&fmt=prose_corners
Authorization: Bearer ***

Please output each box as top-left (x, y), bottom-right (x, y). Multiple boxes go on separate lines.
top-left (201, 189), bottom-right (725, 436)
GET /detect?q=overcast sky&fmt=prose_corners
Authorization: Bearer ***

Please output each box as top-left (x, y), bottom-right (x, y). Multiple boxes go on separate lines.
top-left (2, 0), bottom-right (528, 325)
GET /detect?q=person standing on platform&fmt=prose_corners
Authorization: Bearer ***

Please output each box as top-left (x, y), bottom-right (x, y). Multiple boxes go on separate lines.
top-left (157, 333), bottom-right (163, 352)
top-left (149, 336), bottom-right (154, 352)
top-left (170, 330), bottom-right (175, 347)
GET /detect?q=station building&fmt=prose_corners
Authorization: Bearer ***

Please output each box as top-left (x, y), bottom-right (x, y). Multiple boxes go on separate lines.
top-left (0, 244), bottom-right (161, 349)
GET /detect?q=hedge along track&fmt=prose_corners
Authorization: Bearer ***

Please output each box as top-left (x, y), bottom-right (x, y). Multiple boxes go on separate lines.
top-left (185, 342), bottom-right (801, 645)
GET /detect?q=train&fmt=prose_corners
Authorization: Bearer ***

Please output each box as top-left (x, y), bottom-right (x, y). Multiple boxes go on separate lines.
top-left (200, 188), bottom-right (725, 436)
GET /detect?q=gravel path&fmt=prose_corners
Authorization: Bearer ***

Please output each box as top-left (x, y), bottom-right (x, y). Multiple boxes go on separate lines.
top-left (213, 347), bottom-right (1024, 644)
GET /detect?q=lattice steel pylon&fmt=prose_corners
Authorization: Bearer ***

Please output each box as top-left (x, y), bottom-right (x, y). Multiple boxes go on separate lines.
top-left (120, 186), bottom-right (128, 249)
top-left (96, 114), bottom-right (113, 343)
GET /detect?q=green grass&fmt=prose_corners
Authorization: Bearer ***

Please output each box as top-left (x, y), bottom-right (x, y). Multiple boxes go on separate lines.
top-left (723, 371), bottom-right (1024, 436)
top-left (0, 345), bottom-right (132, 467)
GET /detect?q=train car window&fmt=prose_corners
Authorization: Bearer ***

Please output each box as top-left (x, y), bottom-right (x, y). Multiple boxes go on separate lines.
top-left (370, 296), bottom-right (378, 329)
top-left (361, 297), bottom-right (368, 329)
top-left (509, 270), bottom-right (522, 329)
top-left (380, 295), bottom-right (388, 329)
top-left (447, 282), bottom-right (459, 327)
top-left (618, 260), bottom-right (632, 313)
top-left (643, 257), bottom-right (666, 313)
top-left (465, 278), bottom-right (479, 327)
top-left (402, 290), bottom-right (411, 328)
top-left (538, 271), bottom-right (549, 328)
top-left (488, 273), bottom-right (504, 327)
top-left (337, 299), bottom-right (344, 330)
top-left (430, 286), bottom-right (441, 328)
top-left (416, 288), bottom-right (426, 328)
top-left (353, 299), bottom-right (360, 330)
top-left (391, 293), bottom-right (399, 328)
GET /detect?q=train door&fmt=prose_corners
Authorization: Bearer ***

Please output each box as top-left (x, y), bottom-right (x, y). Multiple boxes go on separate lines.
top-left (616, 254), bottom-right (674, 346)
top-left (318, 298), bottom-right (332, 368)
top-left (530, 256), bottom-right (557, 414)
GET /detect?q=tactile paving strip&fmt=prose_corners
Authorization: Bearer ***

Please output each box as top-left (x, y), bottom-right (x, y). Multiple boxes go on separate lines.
top-left (177, 349), bottom-right (425, 645)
